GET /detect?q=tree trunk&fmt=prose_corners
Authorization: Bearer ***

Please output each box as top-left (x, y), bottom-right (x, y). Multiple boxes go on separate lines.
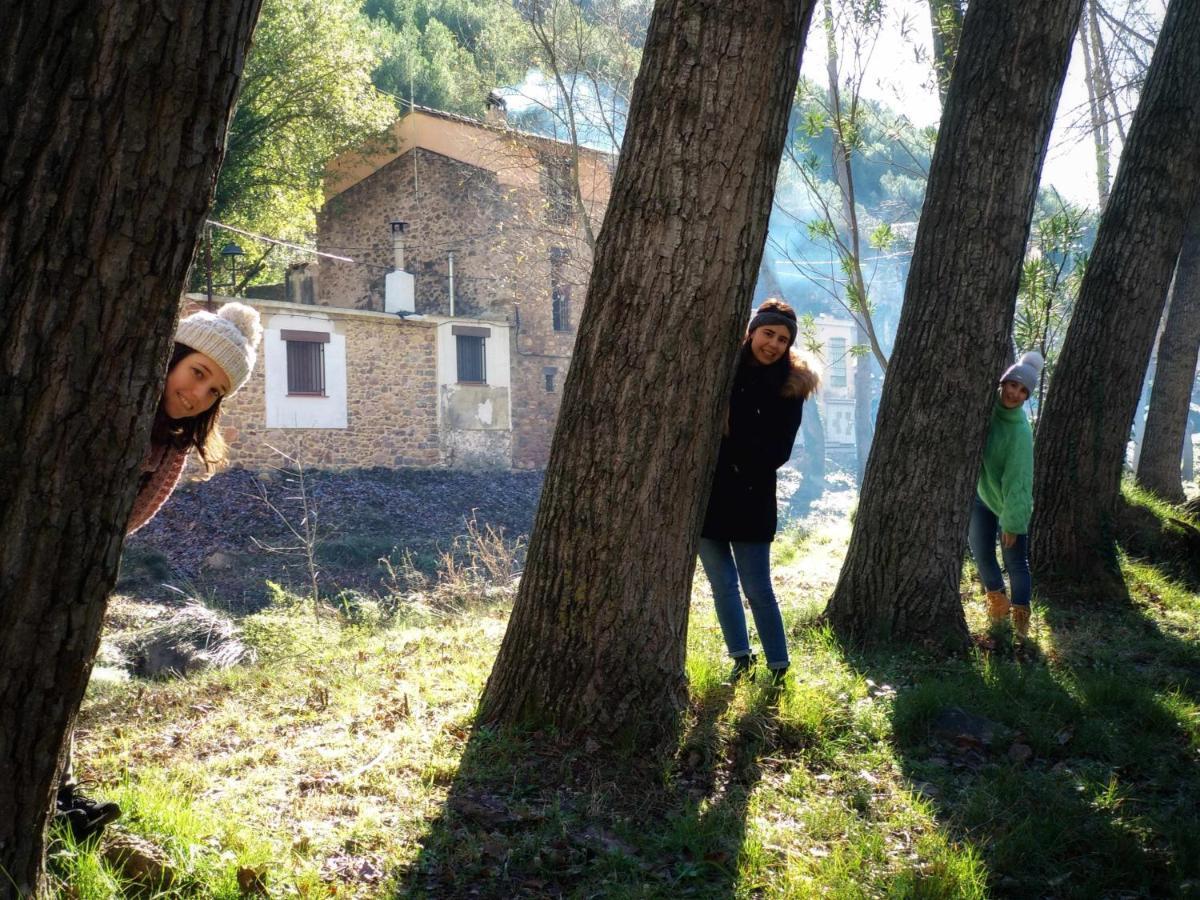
top-left (1137, 205), bottom-right (1200, 504)
top-left (1090, 0), bottom-right (1128, 146)
top-left (853, 325), bottom-right (875, 483)
top-left (1079, 0), bottom-right (1112, 206)
top-left (928, 0), bottom-right (964, 107)
top-left (478, 0), bottom-right (816, 746)
top-left (0, 2), bottom-right (261, 892)
top-left (792, 396), bottom-right (827, 515)
top-left (1031, 0), bottom-right (1200, 601)
top-left (825, 0), bottom-right (1083, 648)
top-left (1130, 321), bottom-right (1163, 470)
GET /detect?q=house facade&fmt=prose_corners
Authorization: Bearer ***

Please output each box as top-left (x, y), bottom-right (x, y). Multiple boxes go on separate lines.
top-left (200, 295), bottom-right (515, 470)
top-left (306, 106), bottom-right (611, 469)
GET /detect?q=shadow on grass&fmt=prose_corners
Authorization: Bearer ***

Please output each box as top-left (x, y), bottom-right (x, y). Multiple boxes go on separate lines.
top-left (842, 579), bottom-right (1200, 899)
top-left (394, 682), bottom-right (786, 898)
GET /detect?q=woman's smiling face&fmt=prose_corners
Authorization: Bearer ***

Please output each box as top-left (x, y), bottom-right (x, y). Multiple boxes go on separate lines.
top-left (749, 324), bottom-right (792, 366)
top-left (163, 351), bottom-right (231, 420)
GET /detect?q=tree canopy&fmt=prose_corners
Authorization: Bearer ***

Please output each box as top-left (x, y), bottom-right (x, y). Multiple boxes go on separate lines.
top-left (210, 0), bottom-right (396, 278)
top-left (365, 0), bottom-right (529, 115)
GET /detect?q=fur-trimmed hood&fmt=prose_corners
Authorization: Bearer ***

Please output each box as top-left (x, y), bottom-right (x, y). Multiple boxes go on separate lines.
top-left (781, 350), bottom-right (820, 400)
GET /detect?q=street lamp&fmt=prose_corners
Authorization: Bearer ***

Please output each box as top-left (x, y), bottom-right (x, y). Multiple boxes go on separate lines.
top-left (220, 242), bottom-right (244, 295)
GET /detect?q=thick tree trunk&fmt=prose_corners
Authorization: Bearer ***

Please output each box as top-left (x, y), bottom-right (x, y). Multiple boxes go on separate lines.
top-left (1137, 206), bottom-right (1200, 504)
top-left (0, 2), bottom-right (260, 892)
top-left (1031, 0), bottom-right (1200, 601)
top-left (825, 0), bottom-right (1083, 648)
top-left (853, 325), bottom-right (874, 483)
top-left (927, 0), bottom-right (964, 107)
top-left (478, 0), bottom-right (815, 746)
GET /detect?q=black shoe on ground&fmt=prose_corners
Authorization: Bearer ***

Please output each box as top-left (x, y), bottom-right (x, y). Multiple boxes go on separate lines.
top-left (769, 666), bottom-right (789, 687)
top-left (726, 654), bottom-right (757, 685)
top-left (56, 786), bottom-right (121, 842)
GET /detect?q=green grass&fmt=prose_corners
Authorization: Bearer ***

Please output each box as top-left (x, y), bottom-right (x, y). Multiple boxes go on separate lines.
top-left (59, 508), bottom-right (1200, 898)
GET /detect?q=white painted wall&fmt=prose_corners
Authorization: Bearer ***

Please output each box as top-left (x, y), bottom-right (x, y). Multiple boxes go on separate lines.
top-left (435, 320), bottom-right (511, 389)
top-left (264, 312), bottom-right (348, 429)
top-left (812, 315), bottom-right (857, 446)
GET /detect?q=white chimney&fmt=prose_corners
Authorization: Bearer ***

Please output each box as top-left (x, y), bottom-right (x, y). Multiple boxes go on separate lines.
top-left (385, 220), bottom-right (415, 314)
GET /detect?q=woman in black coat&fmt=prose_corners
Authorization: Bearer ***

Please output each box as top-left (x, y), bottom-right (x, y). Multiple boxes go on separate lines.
top-left (699, 299), bottom-right (819, 685)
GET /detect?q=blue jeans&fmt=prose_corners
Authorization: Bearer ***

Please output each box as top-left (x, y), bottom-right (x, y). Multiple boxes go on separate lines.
top-left (697, 538), bottom-right (789, 669)
top-left (967, 495), bottom-right (1031, 607)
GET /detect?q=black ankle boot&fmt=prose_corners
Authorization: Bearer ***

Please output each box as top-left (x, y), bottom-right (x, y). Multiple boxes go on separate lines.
top-left (56, 786), bottom-right (121, 842)
top-left (726, 654), bottom-right (756, 685)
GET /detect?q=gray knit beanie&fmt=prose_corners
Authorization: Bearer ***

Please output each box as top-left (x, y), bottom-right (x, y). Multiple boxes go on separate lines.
top-left (175, 302), bottom-right (262, 394)
top-left (1000, 350), bottom-right (1044, 397)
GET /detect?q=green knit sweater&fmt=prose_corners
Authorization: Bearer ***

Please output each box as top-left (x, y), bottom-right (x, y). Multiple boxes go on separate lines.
top-left (977, 400), bottom-right (1034, 534)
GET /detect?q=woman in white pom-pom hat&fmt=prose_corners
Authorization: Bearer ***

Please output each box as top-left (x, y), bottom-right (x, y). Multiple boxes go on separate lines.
top-left (123, 301), bottom-right (262, 532)
top-left (968, 350), bottom-right (1043, 639)
top-left (56, 302), bottom-right (261, 842)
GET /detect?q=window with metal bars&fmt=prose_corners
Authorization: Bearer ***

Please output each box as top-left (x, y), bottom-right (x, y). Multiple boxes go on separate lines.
top-left (456, 335), bottom-right (486, 383)
top-left (282, 329), bottom-right (329, 395)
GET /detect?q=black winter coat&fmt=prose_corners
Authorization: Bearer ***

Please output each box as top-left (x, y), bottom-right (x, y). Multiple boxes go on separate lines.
top-left (701, 357), bottom-right (805, 543)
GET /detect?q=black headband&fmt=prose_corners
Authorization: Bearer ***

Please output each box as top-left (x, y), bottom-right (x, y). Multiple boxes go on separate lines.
top-left (748, 310), bottom-right (797, 341)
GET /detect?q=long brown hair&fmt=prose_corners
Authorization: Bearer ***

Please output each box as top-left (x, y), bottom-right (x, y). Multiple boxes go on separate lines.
top-left (150, 342), bottom-right (228, 471)
top-left (741, 298), bottom-right (820, 400)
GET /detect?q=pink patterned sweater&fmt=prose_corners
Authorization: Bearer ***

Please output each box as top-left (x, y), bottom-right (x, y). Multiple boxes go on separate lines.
top-left (126, 443), bottom-right (190, 535)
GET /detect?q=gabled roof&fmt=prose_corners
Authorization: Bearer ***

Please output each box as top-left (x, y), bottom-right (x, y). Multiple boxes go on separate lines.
top-left (324, 105), bottom-right (614, 202)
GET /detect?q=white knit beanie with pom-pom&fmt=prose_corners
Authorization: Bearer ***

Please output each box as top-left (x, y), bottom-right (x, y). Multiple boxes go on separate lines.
top-left (999, 350), bottom-right (1045, 397)
top-left (175, 302), bottom-right (263, 394)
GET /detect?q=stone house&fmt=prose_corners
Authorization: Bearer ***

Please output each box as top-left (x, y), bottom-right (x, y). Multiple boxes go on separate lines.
top-left (190, 293), bottom-right (514, 470)
top-left (215, 105), bottom-right (612, 471)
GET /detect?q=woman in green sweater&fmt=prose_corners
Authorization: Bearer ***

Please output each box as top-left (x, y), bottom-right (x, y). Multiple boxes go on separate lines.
top-left (968, 351), bottom-right (1043, 637)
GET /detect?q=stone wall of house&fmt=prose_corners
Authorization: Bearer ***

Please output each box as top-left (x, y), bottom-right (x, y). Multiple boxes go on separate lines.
top-left (318, 148), bottom-right (529, 318)
top-left (316, 142), bottom-right (602, 470)
top-left (217, 302), bottom-right (441, 470)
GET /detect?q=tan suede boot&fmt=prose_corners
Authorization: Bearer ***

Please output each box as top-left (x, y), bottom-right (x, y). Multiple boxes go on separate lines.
top-left (1011, 606), bottom-right (1031, 639)
top-left (985, 590), bottom-right (1011, 624)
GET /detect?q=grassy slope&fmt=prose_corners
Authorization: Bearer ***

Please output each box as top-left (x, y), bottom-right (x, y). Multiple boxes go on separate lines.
top-left (58, 491), bottom-right (1200, 898)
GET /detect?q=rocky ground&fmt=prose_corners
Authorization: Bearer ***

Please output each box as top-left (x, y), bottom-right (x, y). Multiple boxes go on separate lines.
top-left (119, 461), bottom-right (854, 612)
top-left (121, 466), bottom-right (545, 610)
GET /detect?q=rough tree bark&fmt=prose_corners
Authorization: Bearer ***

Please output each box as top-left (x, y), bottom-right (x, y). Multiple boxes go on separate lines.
top-left (0, 2), bottom-right (261, 892)
top-left (1137, 205), bottom-right (1200, 504)
top-left (824, 0), bottom-right (1083, 647)
top-left (477, 0), bottom-right (816, 745)
top-left (1031, 0), bottom-right (1200, 601)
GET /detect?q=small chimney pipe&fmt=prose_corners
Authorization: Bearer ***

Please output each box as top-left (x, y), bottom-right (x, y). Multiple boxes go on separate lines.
top-left (390, 220), bottom-right (408, 271)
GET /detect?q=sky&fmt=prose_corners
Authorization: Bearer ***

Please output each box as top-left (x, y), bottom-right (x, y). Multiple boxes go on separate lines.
top-left (798, 0), bottom-right (1130, 210)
